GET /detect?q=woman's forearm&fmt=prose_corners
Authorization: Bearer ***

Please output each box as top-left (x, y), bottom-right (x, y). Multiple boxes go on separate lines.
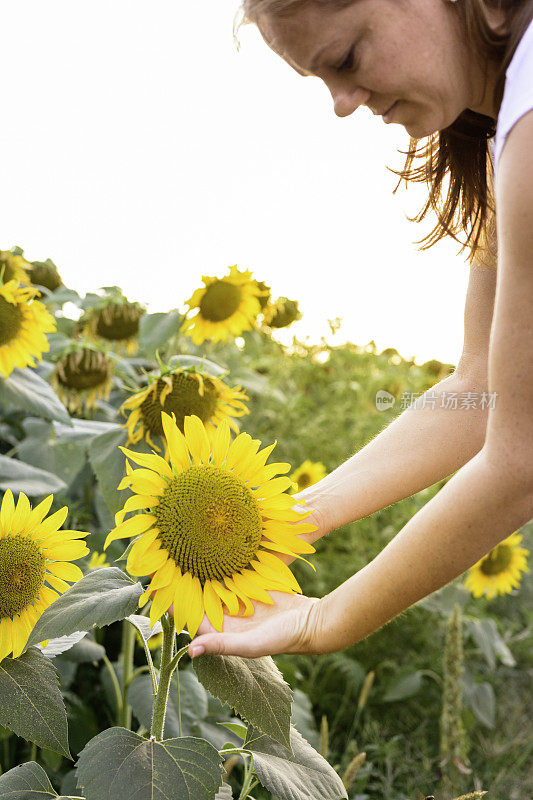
top-left (312, 449), bottom-right (533, 653)
top-left (300, 374), bottom-right (490, 536)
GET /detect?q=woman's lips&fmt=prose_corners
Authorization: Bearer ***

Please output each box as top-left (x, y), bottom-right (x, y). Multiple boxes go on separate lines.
top-left (382, 101), bottom-right (398, 123)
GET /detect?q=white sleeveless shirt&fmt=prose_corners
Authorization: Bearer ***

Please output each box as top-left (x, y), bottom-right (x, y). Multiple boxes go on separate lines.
top-left (493, 16), bottom-right (533, 171)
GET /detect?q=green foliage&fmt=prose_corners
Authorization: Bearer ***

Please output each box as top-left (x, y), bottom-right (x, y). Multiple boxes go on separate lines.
top-left (0, 367), bottom-right (71, 425)
top-left (193, 655), bottom-right (293, 750)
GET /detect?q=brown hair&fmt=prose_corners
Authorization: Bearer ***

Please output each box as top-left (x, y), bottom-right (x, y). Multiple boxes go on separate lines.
top-left (240, 0), bottom-right (533, 262)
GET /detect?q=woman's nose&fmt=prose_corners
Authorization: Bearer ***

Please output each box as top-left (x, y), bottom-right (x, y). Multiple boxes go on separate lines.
top-left (331, 86), bottom-right (371, 117)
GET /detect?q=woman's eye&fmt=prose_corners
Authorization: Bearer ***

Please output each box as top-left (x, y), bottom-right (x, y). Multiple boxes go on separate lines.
top-left (337, 48), bottom-right (356, 72)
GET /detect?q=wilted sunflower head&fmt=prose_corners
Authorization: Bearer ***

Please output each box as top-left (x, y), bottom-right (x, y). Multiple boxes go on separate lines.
top-left (0, 490), bottom-right (89, 662)
top-left (0, 249), bottom-right (31, 285)
top-left (52, 344), bottom-right (113, 413)
top-left (263, 297), bottom-right (301, 329)
top-left (289, 460), bottom-right (327, 493)
top-left (465, 533), bottom-right (529, 599)
top-left (82, 289), bottom-right (145, 353)
top-left (29, 259), bottom-right (63, 293)
top-left (182, 265), bottom-right (264, 345)
top-left (104, 413), bottom-right (317, 633)
top-left (0, 280), bottom-right (56, 379)
top-left (120, 366), bottom-right (249, 451)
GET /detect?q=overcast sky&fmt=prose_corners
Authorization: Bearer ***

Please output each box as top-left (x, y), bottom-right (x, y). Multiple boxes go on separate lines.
top-left (1, 0), bottom-right (470, 364)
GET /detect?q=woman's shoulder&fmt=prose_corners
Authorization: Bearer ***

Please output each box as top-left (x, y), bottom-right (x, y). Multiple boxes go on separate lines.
top-left (494, 16), bottom-right (533, 170)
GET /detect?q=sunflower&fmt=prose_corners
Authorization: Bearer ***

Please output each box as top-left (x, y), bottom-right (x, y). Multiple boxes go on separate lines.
top-left (29, 258), bottom-right (63, 293)
top-left (0, 249), bottom-right (31, 285)
top-left (0, 490), bottom-right (89, 662)
top-left (121, 367), bottom-right (249, 451)
top-left (289, 460), bottom-right (327, 493)
top-left (182, 265), bottom-right (266, 345)
top-left (51, 344), bottom-right (113, 413)
top-left (104, 413), bottom-right (317, 634)
top-left (263, 297), bottom-right (301, 329)
top-left (465, 533), bottom-right (529, 599)
top-left (254, 280), bottom-right (271, 310)
top-left (88, 551), bottom-right (109, 569)
top-left (0, 280), bottom-right (57, 379)
top-left (81, 290), bottom-right (145, 354)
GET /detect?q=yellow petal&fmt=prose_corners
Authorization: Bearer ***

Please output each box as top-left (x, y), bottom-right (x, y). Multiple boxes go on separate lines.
top-left (150, 583), bottom-right (176, 627)
top-left (45, 574), bottom-right (71, 594)
top-left (104, 514), bottom-right (156, 550)
top-left (260, 540), bottom-right (316, 565)
top-left (11, 615), bottom-right (31, 659)
top-left (203, 581), bottom-right (223, 631)
top-left (35, 506), bottom-right (69, 538)
top-left (212, 580), bottom-right (240, 615)
top-left (147, 558), bottom-right (177, 592)
top-left (253, 477), bottom-right (294, 499)
top-left (162, 412), bottom-right (190, 470)
top-left (172, 571), bottom-right (188, 633)
top-left (226, 433), bottom-right (254, 471)
top-left (0, 490), bottom-right (15, 533)
top-left (212, 419), bottom-right (231, 467)
top-left (253, 552), bottom-right (302, 592)
top-left (43, 542), bottom-right (89, 561)
top-left (46, 561), bottom-right (83, 582)
top-left (186, 576), bottom-right (205, 637)
top-left (184, 415), bottom-right (210, 465)
top-left (0, 618), bottom-right (13, 662)
top-left (115, 495), bottom-right (159, 526)
top-left (231, 571), bottom-right (274, 604)
top-left (120, 448), bottom-right (173, 480)
top-left (127, 544), bottom-right (168, 576)
top-left (11, 493), bottom-right (31, 535)
top-left (127, 469), bottom-right (168, 496)
top-left (24, 494), bottom-right (54, 532)
top-left (126, 530), bottom-right (162, 574)
top-left (223, 576), bottom-right (255, 616)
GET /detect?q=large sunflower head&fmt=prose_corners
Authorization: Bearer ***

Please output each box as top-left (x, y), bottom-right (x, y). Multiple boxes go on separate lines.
top-left (0, 280), bottom-right (57, 379)
top-left (182, 265), bottom-right (266, 345)
top-left (0, 249), bottom-right (31, 285)
top-left (120, 366), bottom-right (249, 451)
top-left (0, 490), bottom-right (89, 662)
top-left (465, 533), bottom-right (529, 599)
top-left (51, 343), bottom-right (113, 413)
top-left (104, 413), bottom-right (317, 633)
top-left (263, 296), bottom-right (301, 329)
top-left (289, 460), bottom-right (327, 493)
top-left (29, 258), bottom-right (63, 293)
top-left (82, 289), bottom-right (145, 354)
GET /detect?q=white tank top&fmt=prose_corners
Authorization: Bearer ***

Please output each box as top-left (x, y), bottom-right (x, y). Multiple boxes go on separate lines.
top-left (493, 16), bottom-right (533, 170)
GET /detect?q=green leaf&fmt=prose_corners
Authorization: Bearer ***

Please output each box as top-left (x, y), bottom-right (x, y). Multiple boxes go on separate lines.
top-left (0, 455), bottom-right (67, 496)
top-left (214, 784), bottom-right (233, 800)
top-left (0, 368), bottom-right (71, 424)
top-left (465, 682), bottom-right (495, 729)
top-left (76, 727), bottom-right (224, 800)
top-left (88, 426), bottom-right (130, 517)
top-left (217, 721), bottom-right (247, 740)
top-left (291, 689), bottom-right (320, 751)
top-left (382, 671), bottom-right (424, 703)
top-left (193, 655), bottom-right (292, 750)
top-left (467, 618), bottom-right (516, 670)
top-left (126, 614), bottom-right (163, 646)
top-left (0, 649), bottom-right (71, 758)
top-left (61, 634), bottom-right (106, 663)
top-left (167, 354), bottom-right (227, 378)
top-left (36, 631), bottom-right (90, 659)
top-left (26, 568), bottom-right (143, 648)
top-left (244, 724), bottom-right (348, 800)
top-left (128, 668), bottom-right (209, 737)
top-left (0, 760), bottom-right (59, 799)
top-left (139, 311), bottom-right (184, 356)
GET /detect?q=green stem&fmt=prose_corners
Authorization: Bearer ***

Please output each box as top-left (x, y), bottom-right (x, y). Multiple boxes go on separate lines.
top-left (29, 742), bottom-right (37, 763)
top-left (238, 756), bottom-right (256, 800)
top-left (120, 620), bottom-right (136, 729)
top-left (102, 654), bottom-right (123, 722)
top-left (130, 623), bottom-right (159, 697)
top-left (127, 665), bottom-right (152, 686)
top-left (150, 615), bottom-right (176, 741)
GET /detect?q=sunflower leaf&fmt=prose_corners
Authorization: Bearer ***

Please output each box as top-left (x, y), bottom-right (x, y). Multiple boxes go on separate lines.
top-left (26, 568), bottom-right (143, 648)
top-left (214, 784), bottom-right (233, 800)
top-left (0, 760), bottom-right (59, 798)
top-left (88, 426), bottom-right (130, 517)
top-left (244, 724), bottom-right (348, 800)
top-left (0, 649), bottom-right (71, 759)
top-left (193, 654), bottom-right (293, 750)
top-left (128, 668), bottom-right (209, 737)
top-left (139, 311), bottom-right (184, 357)
top-left (0, 455), bottom-right (67, 496)
top-left (0, 367), bottom-right (71, 425)
top-left (76, 727), bottom-right (224, 800)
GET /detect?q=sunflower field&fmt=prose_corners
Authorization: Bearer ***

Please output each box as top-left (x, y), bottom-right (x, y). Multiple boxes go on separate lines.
top-left (0, 246), bottom-right (531, 800)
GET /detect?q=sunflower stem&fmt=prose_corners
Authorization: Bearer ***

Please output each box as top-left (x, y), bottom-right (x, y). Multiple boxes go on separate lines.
top-left (102, 654), bottom-right (123, 723)
top-left (120, 621), bottom-right (136, 729)
top-left (151, 615), bottom-right (176, 741)
top-left (237, 755), bottom-right (256, 800)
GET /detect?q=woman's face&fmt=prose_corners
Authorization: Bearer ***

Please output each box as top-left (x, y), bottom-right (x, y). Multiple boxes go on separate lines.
top-left (258, 0), bottom-right (495, 138)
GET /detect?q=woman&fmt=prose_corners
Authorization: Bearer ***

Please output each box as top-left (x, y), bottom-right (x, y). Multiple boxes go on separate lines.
top-left (187, 0), bottom-right (533, 659)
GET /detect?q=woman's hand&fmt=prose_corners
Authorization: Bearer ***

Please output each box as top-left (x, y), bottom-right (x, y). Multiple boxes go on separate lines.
top-left (184, 591), bottom-right (324, 659)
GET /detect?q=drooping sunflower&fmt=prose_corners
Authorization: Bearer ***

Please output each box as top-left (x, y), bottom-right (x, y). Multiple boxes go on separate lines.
top-left (121, 367), bottom-right (249, 451)
top-left (51, 344), bottom-right (113, 413)
top-left (0, 249), bottom-right (31, 285)
top-left (81, 289), bottom-right (145, 354)
top-left (0, 280), bottom-right (57, 379)
top-left (465, 533), bottom-right (529, 599)
top-left (263, 297), bottom-right (301, 329)
top-left (104, 413), bottom-right (317, 633)
top-left (182, 265), bottom-right (266, 345)
top-left (0, 490), bottom-right (89, 662)
top-left (289, 460), bottom-right (327, 493)
top-left (29, 258), bottom-right (63, 293)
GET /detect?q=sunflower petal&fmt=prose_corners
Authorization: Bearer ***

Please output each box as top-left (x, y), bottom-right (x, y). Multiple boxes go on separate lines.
top-left (186, 576), bottom-right (205, 637)
top-left (184, 416), bottom-right (210, 465)
top-left (203, 581), bottom-right (223, 631)
top-left (161, 412), bottom-right (190, 470)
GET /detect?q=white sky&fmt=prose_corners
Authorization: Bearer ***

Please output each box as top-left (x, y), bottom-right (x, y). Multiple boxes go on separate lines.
top-left (1, 0), bottom-right (470, 364)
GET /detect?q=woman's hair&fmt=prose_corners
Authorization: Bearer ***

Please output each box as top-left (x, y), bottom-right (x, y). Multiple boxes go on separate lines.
top-left (240, 0), bottom-right (533, 262)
